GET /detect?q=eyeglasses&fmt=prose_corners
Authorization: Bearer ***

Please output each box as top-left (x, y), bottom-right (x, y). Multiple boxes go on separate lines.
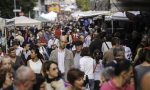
top-left (51, 67), bottom-right (58, 71)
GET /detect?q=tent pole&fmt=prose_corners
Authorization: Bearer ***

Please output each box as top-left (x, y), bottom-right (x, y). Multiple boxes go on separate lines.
top-left (111, 19), bottom-right (114, 34)
top-left (5, 27), bottom-right (7, 54)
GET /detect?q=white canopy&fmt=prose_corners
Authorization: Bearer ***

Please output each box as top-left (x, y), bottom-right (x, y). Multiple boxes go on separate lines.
top-left (105, 11), bottom-right (140, 21)
top-left (40, 11), bottom-right (57, 21)
top-left (71, 11), bottom-right (110, 18)
top-left (13, 16), bottom-right (41, 28)
top-left (0, 18), bottom-right (5, 29)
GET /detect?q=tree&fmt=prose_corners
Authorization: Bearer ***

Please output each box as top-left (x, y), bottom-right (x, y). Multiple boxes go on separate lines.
top-left (0, 0), bottom-right (14, 18)
top-left (18, 0), bottom-right (37, 17)
top-left (0, 0), bottom-right (37, 18)
top-left (76, 0), bottom-right (90, 11)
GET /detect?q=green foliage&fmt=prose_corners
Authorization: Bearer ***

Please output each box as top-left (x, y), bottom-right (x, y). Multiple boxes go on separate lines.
top-left (0, 0), bottom-right (37, 18)
top-left (0, 0), bottom-right (14, 18)
top-left (76, 0), bottom-right (90, 11)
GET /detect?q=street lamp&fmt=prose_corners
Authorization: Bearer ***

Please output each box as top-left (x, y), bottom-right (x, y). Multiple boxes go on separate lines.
top-left (14, 0), bottom-right (16, 17)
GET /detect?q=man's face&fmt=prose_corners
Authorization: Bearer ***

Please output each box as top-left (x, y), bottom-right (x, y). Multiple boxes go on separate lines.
top-left (9, 50), bottom-right (16, 58)
top-left (13, 45), bottom-right (18, 49)
top-left (25, 71), bottom-right (36, 90)
top-left (76, 45), bottom-right (83, 52)
top-left (59, 37), bottom-right (67, 49)
top-left (25, 44), bottom-right (30, 50)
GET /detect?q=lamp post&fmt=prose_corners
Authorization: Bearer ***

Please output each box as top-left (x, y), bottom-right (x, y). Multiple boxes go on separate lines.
top-left (14, 0), bottom-right (16, 17)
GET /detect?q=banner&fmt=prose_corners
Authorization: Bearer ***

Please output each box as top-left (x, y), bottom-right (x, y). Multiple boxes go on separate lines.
top-left (48, 2), bottom-right (60, 13)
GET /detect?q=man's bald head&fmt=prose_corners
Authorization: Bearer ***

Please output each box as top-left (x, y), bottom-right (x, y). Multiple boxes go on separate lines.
top-left (15, 66), bottom-right (35, 84)
top-left (141, 72), bottom-right (150, 90)
top-left (59, 36), bottom-right (67, 49)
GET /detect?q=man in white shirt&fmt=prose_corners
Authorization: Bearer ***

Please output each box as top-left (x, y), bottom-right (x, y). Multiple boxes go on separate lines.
top-left (12, 40), bottom-right (23, 56)
top-left (22, 43), bottom-right (31, 62)
top-left (49, 36), bottom-right (74, 81)
top-left (48, 34), bottom-right (59, 50)
top-left (73, 41), bottom-right (83, 69)
top-left (15, 32), bottom-right (24, 46)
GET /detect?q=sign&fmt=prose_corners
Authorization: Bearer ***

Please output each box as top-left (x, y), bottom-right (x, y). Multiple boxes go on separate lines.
top-left (13, 9), bottom-right (21, 12)
top-left (48, 2), bottom-right (60, 13)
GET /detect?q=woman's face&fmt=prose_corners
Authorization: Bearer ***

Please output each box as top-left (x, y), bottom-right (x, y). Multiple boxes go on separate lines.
top-left (4, 72), bottom-right (13, 88)
top-left (2, 59), bottom-right (12, 69)
top-left (47, 63), bottom-right (59, 78)
top-left (31, 50), bottom-right (37, 59)
top-left (73, 77), bottom-right (84, 90)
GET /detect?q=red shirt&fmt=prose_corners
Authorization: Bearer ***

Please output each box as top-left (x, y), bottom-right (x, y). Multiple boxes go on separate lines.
top-left (100, 80), bottom-right (134, 90)
top-left (54, 28), bottom-right (61, 39)
top-left (39, 37), bottom-right (47, 44)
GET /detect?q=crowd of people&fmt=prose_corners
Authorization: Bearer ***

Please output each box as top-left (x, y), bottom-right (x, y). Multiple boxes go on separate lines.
top-left (0, 18), bottom-right (150, 90)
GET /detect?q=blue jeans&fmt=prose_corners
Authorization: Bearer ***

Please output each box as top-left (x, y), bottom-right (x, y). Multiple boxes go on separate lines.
top-left (85, 79), bottom-right (94, 90)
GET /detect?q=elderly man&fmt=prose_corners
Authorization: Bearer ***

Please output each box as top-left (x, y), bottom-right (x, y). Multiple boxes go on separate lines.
top-left (49, 36), bottom-right (74, 81)
top-left (14, 66), bottom-right (36, 90)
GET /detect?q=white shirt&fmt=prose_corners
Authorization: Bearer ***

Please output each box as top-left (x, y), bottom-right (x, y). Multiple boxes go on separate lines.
top-left (74, 52), bottom-right (81, 69)
top-left (84, 35), bottom-right (91, 47)
top-left (123, 46), bottom-right (132, 61)
top-left (39, 46), bottom-right (47, 55)
top-left (29, 59), bottom-right (42, 74)
top-left (58, 49), bottom-right (65, 73)
top-left (23, 50), bottom-right (31, 60)
top-left (48, 38), bottom-right (59, 48)
top-left (93, 60), bottom-right (104, 80)
top-left (101, 41), bottom-right (112, 55)
top-left (16, 46), bottom-right (23, 56)
top-left (80, 56), bottom-right (94, 79)
top-left (15, 35), bottom-right (24, 45)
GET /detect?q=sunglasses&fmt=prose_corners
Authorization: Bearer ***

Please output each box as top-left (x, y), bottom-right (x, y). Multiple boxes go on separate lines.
top-left (51, 67), bottom-right (58, 71)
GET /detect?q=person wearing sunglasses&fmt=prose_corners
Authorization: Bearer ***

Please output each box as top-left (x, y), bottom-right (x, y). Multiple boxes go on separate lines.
top-left (43, 61), bottom-right (66, 90)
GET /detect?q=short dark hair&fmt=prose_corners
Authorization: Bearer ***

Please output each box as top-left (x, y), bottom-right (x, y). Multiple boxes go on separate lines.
top-left (142, 47), bottom-right (150, 63)
top-left (80, 47), bottom-right (91, 57)
top-left (114, 59), bottom-right (132, 76)
top-left (67, 68), bottom-right (84, 85)
top-left (74, 41), bottom-right (83, 46)
top-left (12, 39), bottom-right (20, 46)
top-left (111, 37), bottom-right (120, 46)
top-left (8, 47), bottom-right (15, 54)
